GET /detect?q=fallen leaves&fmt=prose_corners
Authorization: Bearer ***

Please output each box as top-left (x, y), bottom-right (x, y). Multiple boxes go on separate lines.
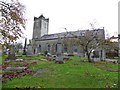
top-left (2, 60), bottom-right (38, 83)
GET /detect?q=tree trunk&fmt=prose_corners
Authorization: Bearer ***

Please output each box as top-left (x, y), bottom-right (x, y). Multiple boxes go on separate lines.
top-left (86, 52), bottom-right (92, 62)
top-left (87, 54), bottom-right (92, 62)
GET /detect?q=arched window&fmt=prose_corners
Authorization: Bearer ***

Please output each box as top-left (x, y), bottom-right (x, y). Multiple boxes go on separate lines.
top-left (73, 45), bottom-right (77, 52)
top-left (55, 44), bottom-right (57, 52)
top-left (48, 44), bottom-right (50, 52)
top-left (74, 48), bottom-right (77, 52)
top-left (51, 44), bottom-right (56, 54)
top-left (39, 45), bottom-right (41, 52)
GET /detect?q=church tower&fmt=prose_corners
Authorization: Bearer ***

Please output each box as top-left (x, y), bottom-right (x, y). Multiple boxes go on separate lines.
top-left (32, 14), bottom-right (49, 39)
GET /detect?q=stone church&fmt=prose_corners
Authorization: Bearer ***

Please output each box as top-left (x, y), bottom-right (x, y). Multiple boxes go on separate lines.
top-left (29, 14), bottom-right (105, 60)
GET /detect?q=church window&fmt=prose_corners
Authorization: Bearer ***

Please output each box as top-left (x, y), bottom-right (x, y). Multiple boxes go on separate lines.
top-left (39, 45), bottom-right (41, 52)
top-left (35, 20), bottom-right (39, 28)
top-left (73, 46), bottom-right (77, 52)
top-left (74, 48), bottom-right (77, 52)
top-left (48, 44), bottom-right (50, 52)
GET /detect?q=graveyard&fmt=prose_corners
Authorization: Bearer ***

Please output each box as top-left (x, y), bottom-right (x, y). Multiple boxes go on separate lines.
top-left (1, 54), bottom-right (119, 88)
top-left (0, 0), bottom-right (119, 89)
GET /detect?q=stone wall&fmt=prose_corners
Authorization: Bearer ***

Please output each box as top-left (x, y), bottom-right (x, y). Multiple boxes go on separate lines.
top-left (33, 38), bottom-right (90, 57)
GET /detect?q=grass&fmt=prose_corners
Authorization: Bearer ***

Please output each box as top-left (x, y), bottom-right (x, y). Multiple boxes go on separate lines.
top-left (0, 56), bottom-right (2, 64)
top-left (16, 55), bottom-right (45, 60)
top-left (2, 55), bottom-right (119, 88)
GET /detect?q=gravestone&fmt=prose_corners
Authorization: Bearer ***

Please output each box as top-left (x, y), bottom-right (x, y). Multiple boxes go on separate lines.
top-left (23, 38), bottom-right (27, 55)
top-left (34, 69), bottom-right (51, 77)
top-left (27, 44), bottom-right (33, 55)
top-left (102, 49), bottom-right (106, 61)
top-left (7, 44), bottom-right (16, 60)
top-left (4, 67), bottom-right (27, 73)
top-left (55, 35), bottom-right (64, 64)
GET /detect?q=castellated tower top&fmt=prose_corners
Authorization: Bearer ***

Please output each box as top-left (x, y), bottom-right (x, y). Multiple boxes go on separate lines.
top-left (32, 14), bottom-right (49, 39)
top-left (34, 14), bottom-right (49, 21)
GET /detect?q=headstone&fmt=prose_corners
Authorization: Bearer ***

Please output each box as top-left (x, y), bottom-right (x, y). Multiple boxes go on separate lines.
top-left (34, 69), bottom-right (51, 77)
top-left (102, 49), bottom-right (106, 61)
top-left (4, 67), bottom-right (27, 73)
top-left (27, 44), bottom-right (33, 55)
top-left (23, 38), bottom-right (27, 55)
top-left (7, 44), bottom-right (16, 60)
top-left (55, 35), bottom-right (64, 64)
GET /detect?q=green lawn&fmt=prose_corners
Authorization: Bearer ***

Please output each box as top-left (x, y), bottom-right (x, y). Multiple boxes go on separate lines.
top-left (2, 55), bottom-right (119, 88)
top-left (0, 57), bottom-right (2, 65)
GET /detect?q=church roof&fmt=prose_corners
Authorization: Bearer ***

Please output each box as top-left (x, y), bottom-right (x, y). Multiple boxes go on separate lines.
top-left (39, 29), bottom-right (104, 40)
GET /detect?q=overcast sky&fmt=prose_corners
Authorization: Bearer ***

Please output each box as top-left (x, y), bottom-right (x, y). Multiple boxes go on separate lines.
top-left (18, 0), bottom-right (119, 42)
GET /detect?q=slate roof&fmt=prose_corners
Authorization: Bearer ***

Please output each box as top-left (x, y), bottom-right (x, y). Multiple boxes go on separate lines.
top-left (40, 30), bottom-right (87, 40)
top-left (34, 29), bottom-right (104, 41)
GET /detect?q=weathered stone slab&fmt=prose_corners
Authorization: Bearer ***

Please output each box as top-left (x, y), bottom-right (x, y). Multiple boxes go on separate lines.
top-left (7, 44), bottom-right (16, 60)
top-left (34, 69), bottom-right (51, 77)
top-left (56, 56), bottom-right (63, 62)
top-left (4, 67), bottom-right (27, 73)
top-left (105, 59), bottom-right (118, 64)
top-left (15, 59), bottom-right (23, 62)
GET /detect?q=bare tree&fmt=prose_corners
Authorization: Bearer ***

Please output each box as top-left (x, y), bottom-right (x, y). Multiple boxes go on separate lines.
top-left (63, 23), bottom-right (105, 62)
top-left (62, 28), bottom-right (80, 54)
top-left (79, 29), bottom-right (105, 62)
top-left (63, 37), bottom-right (78, 53)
